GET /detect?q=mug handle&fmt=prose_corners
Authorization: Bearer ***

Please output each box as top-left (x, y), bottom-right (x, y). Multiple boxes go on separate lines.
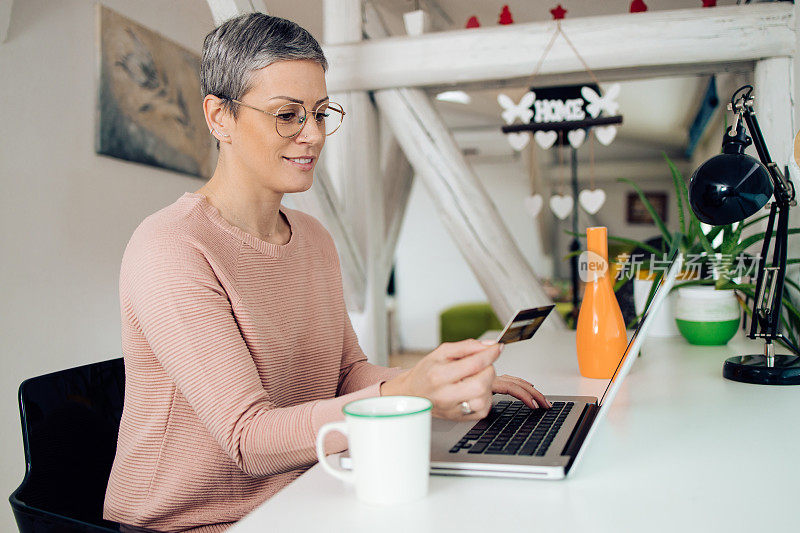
top-left (315, 421), bottom-right (354, 484)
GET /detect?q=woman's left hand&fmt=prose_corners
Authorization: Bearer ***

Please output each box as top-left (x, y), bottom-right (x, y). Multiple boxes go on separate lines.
top-left (491, 374), bottom-right (551, 409)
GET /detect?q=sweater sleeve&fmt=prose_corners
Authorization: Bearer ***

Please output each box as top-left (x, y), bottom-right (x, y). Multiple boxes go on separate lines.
top-left (308, 307), bottom-right (408, 455)
top-left (304, 226), bottom-right (407, 455)
top-left (124, 235), bottom-right (391, 476)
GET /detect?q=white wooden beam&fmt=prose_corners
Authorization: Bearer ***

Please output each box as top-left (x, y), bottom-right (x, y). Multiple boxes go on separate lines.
top-left (367, 3), bottom-right (415, 292)
top-left (206, 0), bottom-right (268, 26)
top-left (0, 0), bottom-right (12, 43)
top-left (322, 0), bottom-right (359, 248)
top-left (325, 4), bottom-right (794, 93)
top-left (754, 57), bottom-right (800, 261)
top-left (324, 0), bottom-right (390, 365)
top-left (375, 88), bottom-right (564, 327)
top-left (755, 58), bottom-right (795, 180)
top-left (378, 125), bottom-right (414, 285)
top-left (440, 61), bottom-right (757, 94)
top-left (363, 3), bottom-right (560, 327)
top-left (323, 0), bottom-right (368, 257)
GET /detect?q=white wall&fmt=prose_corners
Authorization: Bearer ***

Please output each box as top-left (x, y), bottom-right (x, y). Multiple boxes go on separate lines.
top-left (0, 1), bottom-right (216, 530)
top-left (394, 178), bottom-right (487, 351)
top-left (395, 155), bottom-right (552, 351)
top-left (393, 155), bottom-right (685, 351)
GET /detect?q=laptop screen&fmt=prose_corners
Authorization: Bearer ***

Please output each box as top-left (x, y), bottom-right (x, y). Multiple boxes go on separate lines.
top-left (598, 251), bottom-right (682, 406)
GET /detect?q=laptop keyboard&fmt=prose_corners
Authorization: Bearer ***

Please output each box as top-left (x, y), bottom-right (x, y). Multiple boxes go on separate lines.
top-left (448, 400), bottom-right (573, 456)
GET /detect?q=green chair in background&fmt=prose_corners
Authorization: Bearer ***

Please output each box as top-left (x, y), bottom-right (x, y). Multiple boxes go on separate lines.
top-left (439, 302), bottom-right (504, 343)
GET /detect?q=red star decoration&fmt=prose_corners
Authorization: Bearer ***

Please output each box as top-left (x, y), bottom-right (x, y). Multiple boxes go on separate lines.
top-left (702, 0), bottom-right (716, 6)
top-left (550, 4), bottom-right (567, 20)
top-left (630, 0), bottom-right (648, 13)
top-left (465, 15), bottom-right (480, 28)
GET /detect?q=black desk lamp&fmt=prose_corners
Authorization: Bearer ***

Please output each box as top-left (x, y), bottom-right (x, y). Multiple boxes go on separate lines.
top-left (689, 85), bottom-right (800, 385)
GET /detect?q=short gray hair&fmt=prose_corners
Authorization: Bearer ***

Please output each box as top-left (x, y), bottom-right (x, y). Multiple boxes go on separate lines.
top-left (201, 13), bottom-right (327, 122)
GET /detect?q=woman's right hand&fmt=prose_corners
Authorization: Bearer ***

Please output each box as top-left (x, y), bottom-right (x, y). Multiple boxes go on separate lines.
top-left (380, 339), bottom-right (503, 421)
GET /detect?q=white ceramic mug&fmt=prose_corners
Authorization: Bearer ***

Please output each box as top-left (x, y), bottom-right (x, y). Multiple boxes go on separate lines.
top-left (315, 395), bottom-right (432, 505)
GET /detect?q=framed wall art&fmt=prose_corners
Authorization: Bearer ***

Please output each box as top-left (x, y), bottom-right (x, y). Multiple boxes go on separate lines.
top-left (626, 191), bottom-right (668, 225)
top-left (96, 5), bottom-right (215, 178)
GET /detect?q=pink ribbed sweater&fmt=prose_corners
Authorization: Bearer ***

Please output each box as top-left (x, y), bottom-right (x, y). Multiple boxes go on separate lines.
top-left (104, 192), bottom-right (403, 532)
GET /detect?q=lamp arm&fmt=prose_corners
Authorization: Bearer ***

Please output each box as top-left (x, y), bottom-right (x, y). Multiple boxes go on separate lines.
top-left (769, 204), bottom-right (789, 337)
top-left (749, 203), bottom-right (776, 338)
top-left (739, 104), bottom-right (795, 206)
top-left (748, 192), bottom-right (792, 346)
top-left (733, 86), bottom-right (796, 351)
top-left (775, 334), bottom-right (800, 357)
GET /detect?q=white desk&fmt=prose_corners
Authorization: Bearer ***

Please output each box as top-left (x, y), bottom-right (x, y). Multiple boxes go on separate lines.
top-left (230, 331), bottom-right (800, 533)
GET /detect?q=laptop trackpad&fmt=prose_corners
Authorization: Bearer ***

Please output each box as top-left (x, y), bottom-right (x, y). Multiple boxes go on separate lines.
top-left (432, 418), bottom-right (459, 433)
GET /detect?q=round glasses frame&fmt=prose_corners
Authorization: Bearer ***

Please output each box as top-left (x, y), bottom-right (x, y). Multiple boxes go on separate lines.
top-left (229, 98), bottom-right (346, 138)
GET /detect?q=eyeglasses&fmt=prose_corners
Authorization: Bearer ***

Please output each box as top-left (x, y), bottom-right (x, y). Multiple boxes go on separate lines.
top-left (229, 98), bottom-right (345, 138)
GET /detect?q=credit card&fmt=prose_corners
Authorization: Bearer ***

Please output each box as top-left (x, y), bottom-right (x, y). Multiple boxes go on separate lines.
top-left (495, 305), bottom-right (555, 344)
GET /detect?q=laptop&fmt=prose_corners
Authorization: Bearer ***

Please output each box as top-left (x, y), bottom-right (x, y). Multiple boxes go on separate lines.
top-left (341, 252), bottom-right (683, 480)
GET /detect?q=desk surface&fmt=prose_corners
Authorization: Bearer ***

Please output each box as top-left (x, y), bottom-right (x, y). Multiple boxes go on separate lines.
top-left (230, 331), bottom-right (800, 533)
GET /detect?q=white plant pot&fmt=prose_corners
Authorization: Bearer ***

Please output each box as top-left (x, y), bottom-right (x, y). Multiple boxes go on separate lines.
top-left (633, 278), bottom-right (679, 337)
top-left (674, 287), bottom-right (740, 345)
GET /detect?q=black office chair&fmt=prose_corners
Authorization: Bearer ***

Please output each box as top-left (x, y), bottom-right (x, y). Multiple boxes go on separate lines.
top-left (9, 358), bottom-right (160, 532)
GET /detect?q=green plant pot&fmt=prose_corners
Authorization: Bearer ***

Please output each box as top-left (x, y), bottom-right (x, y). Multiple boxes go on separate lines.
top-left (675, 318), bottom-right (740, 345)
top-left (674, 287), bottom-right (740, 346)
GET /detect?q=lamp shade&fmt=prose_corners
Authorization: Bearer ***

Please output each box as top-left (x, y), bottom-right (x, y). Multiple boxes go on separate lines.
top-left (689, 152), bottom-right (773, 225)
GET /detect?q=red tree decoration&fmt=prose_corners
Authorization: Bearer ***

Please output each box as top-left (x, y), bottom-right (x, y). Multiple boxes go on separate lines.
top-left (465, 15), bottom-right (480, 29)
top-left (550, 4), bottom-right (567, 20)
top-left (702, 0), bottom-right (716, 6)
top-left (498, 5), bottom-right (514, 25)
top-left (630, 0), bottom-right (648, 13)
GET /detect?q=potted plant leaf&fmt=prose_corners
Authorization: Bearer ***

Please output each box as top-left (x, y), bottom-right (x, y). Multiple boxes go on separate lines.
top-left (611, 153), bottom-right (800, 347)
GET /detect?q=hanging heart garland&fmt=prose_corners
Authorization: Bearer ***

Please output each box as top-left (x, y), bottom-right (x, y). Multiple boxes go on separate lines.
top-left (594, 125), bottom-right (617, 146)
top-left (523, 194), bottom-right (544, 218)
top-left (578, 188), bottom-right (606, 214)
top-left (500, 17), bottom-right (623, 156)
top-left (549, 194), bottom-right (574, 220)
top-left (507, 132), bottom-right (530, 151)
top-left (534, 130), bottom-right (558, 149)
top-left (579, 132), bottom-right (606, 215)
top-left (567, 129), bottom-right (586, 148)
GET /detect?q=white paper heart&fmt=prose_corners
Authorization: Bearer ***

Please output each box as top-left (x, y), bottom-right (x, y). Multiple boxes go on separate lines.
top-left (594, 125), bottom-right (617, 146)
top-left (549, 194), bottom-right (574, 220)
top-left (534, 130), bottom-right (558, 150)
top-left (567, 129), bottom-right (586, 149)
top-left (523, 194), bottom-right (544, 218)
top-left (507, 132), bottom-right (530, 151)
top-left (578, 188), bottom-right (607, 214)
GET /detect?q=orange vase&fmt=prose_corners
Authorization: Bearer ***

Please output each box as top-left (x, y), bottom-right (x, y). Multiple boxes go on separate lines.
top-left (576, 226), bottom-right (628, 379)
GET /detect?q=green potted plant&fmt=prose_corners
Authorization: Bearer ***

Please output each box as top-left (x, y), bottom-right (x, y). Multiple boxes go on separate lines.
top-left (611, 153), bottom-right (800, 347)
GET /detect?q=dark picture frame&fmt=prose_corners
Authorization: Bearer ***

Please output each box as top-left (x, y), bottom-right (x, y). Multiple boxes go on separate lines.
top-left (95, 5), bottom-right (215, 178)
top-left (626, 191), bottom-right (668, 225)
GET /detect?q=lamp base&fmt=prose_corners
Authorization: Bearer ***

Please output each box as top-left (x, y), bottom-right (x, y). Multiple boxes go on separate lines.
top-left (723, 354), bottom-right (800, 385)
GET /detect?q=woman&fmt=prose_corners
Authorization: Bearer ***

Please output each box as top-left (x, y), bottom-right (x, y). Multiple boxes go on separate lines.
top-left (104, 13), bottom-right (548, 532)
